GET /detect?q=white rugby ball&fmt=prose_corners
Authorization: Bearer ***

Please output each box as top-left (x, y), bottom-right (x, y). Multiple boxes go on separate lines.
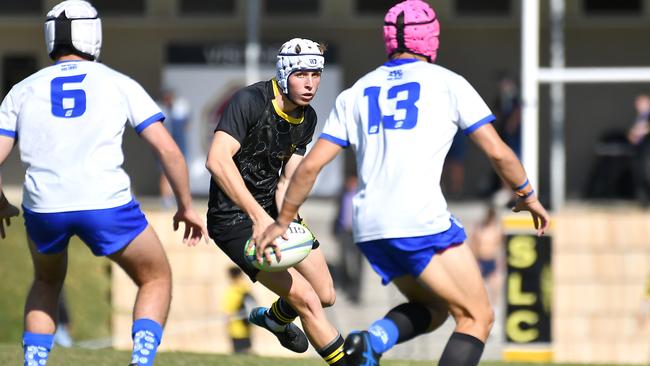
top-left (245, 221), bottom-right (314, 272)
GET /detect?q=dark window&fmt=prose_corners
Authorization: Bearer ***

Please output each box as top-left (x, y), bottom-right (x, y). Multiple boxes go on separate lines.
top-left (180, 0), bottom-right (236, 15)
top-left (264, 0), bottom-right (318, 15)
top-left (456, 0), bottom-right (510, 15)
top-left (584, 0), bottom-right (642, 14)
top-left (356, 0), bottom-right (400, 14)
top-left (0, 0), bottom-right (41, 14)
top-left (3, 55), bottom-right (38, 97)
top-left (87, 0), bottom-right (146, 16)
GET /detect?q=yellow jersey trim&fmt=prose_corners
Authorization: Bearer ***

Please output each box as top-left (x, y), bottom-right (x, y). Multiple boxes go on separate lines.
top-left (271, 78), bottom-right (304, 125)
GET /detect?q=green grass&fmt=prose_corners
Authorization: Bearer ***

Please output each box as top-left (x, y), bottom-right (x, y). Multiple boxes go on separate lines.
top-left (0, 215), bottom-right (112, 342)
top-left (0, 344), bottom-right (635, 366)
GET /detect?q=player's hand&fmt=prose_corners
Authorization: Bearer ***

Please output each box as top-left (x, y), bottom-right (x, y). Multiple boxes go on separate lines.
top-left (249, 221), bottom-right (288, 265)
top-left (0, 194), bottom-right (19, 239)
top-left (173, 208), bottom-right (209, 246)
top-left (512, 195), bottom-right (550, 236)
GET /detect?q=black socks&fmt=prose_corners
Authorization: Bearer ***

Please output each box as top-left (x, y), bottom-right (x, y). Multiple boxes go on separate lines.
top-left (438, 332), bottom-right (485, 366)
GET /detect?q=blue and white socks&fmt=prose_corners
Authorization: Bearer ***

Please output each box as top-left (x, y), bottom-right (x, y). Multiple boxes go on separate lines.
top-left (367, 318), bottom-right (399, 354)
top-left (23, 332), bottom-right (54, 366)
top-left (130, 318), bottom-right (163, 366)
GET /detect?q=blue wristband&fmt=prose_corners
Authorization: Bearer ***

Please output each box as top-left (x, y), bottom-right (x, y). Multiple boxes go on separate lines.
top-left (513, 179), bottom-right (529, 191)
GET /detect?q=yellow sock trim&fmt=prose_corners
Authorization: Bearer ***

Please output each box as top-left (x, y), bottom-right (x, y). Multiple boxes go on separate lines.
top-left (271, 301), bottom-right (294, 323)
top-left (324, 346), bottom-right (344, 362)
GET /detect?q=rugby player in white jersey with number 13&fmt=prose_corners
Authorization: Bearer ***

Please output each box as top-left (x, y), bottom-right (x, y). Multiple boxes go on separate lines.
top-left (253, 1), bottom-right (551, 365)
top-left (0, 1), bottom-right (207, 366)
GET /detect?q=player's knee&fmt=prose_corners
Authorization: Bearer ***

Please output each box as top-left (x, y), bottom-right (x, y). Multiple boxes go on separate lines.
top-left (319, 286), bottom-right (336, 308)
top-left (288, 287), bottom-right (322, 317)
top-left (451, 302), bottom-right (494, 334)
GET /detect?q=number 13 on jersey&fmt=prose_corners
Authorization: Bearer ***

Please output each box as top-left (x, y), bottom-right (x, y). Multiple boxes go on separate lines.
top-left (364, 82), bottom-right (421, 134)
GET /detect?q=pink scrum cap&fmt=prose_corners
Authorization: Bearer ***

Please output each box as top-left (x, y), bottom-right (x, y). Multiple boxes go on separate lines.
top-left (383, 0), bottom-right (440, 62)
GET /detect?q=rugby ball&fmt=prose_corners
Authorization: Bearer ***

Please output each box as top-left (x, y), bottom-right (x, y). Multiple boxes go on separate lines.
top-left (245, 221), bottom-right (314, 272)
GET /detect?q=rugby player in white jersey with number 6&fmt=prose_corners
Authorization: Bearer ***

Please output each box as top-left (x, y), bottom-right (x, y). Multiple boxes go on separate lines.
top-left (0, 1), bottom-right (207, 366)
top-left (253, 1), bottom-right (550, 365)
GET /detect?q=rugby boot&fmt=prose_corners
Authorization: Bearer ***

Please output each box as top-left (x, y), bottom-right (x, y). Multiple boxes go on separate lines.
top-left (249, 307), bottom-right (309, 353)
top-left (344, 331), bottom-right (382, 366)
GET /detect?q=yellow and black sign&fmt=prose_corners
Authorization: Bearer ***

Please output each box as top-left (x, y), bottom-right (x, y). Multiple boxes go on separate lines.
top-left (505, 231), bottom-right (552, 343)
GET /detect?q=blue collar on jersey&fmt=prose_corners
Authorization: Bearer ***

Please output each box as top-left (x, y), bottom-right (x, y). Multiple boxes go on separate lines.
top-left (54, 60), bottom-right (84, 65)
top-left (384, 58), bottom-right (420, 67)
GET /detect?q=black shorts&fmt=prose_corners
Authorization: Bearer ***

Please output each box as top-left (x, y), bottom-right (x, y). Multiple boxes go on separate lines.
top-left (208, 216), bottom-right (320, 282)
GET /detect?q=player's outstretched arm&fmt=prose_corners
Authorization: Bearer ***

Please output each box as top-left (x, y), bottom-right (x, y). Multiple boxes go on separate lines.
top-left (0, 137), bottom-right (19, 239)
top-left (140, 122), bottom-right (208, 246)
top-left (252, 139), bottom-right (342, 264)
top-left (469, 123), bottom-right (550, 236)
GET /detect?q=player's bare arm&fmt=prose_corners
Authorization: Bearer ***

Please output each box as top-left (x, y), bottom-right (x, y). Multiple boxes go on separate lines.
top-left (206, 131), bottom-right (274, 237)
top-left (140, 122), bottom-right (207, 245)
top-left (275, 153), bottom-right (303, 212)
top-left (254, 139), bottom-right (342, 263)
top-left (469, 123), bottom-right (550, 235)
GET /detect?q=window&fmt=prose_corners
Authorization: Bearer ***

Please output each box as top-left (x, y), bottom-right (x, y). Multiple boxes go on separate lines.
top-left (356, 0), bottom-right (400, 14)
top-left (456, 0), bottom-right (510, 16)
top-left (584, 0), bottom-right (642, 14)
top-left (264, 0), bottom-right (319, 15)
top-left (87, 0), bottom-right (146, 16)
top-left (179, 0), bottom-right (236, 15)
top-left (3, 55), bottom-right (38, 97)
top-left (0, 0), bottom-right (41, 15)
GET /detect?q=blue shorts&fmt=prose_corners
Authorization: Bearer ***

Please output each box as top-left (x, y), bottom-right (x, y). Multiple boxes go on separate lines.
top-left (356, 217), bottom-right (467, 285)
top-left (23, 199), bottom-right (148, 256)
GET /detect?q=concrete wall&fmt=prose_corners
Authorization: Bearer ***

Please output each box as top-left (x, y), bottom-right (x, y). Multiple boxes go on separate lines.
top-left (553, 206), bottom-right (650, 364)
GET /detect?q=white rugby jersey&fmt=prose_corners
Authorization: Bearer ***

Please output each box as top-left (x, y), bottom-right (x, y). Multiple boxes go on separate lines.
top-left (320, 59), bottom-right (494, 242)
top-left (0, 60), bottom-right (164, 213)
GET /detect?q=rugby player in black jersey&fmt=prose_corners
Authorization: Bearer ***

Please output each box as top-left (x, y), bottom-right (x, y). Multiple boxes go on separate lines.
top-left (206, 38), bottom-right (347, 365)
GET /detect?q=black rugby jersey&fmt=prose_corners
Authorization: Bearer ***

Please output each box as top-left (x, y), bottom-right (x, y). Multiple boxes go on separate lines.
top-left (207, 79), bottom-right (317, 226)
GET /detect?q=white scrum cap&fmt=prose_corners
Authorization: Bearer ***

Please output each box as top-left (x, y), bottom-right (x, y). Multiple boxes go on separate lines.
top-left (45, 0), bottom-right (102, 61)
top-left (275, 38), bottom-right (325, 94)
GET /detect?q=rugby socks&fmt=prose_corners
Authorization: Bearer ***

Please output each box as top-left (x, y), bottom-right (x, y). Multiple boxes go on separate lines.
top-left (317, 333), bottom-right (346, 365)
top-left (367, 302), bottom-right (433, 353)
top-left (438, 332), bottom-right (485, 366)
top-left (130, 318), bottom-right (163, 366)
top-left (23, 332), bottom-right (54, 366)
top-left (265, 298), bottom-right (298, 331)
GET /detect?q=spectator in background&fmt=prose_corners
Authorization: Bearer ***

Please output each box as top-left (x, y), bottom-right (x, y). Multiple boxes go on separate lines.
top-left (468, 205), bottom-right (504, 307)
top-left (333, 175), bottom-right (363, 303)
top-left (483, 75), bottom-right (522, 205)
top-left (494, 76), bottom-right (522, 158)
top-left (627, 94), bottom-right (650, 204)
top-left (627, 94), bottom-right (650, 146)
top-left (159, 89), bottom-right (191, 209)
top-left (222, 267), bottom-right (256, 354)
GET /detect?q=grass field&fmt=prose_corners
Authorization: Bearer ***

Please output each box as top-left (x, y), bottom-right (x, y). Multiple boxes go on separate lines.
top-left (0, 344), bottom-right (638, 366)
top-left (0, 215), bottom-right (112, 342)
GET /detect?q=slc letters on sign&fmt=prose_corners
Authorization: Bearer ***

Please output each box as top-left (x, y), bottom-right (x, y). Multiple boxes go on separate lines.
top-left (505, 234), bottom-right (552, 343)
